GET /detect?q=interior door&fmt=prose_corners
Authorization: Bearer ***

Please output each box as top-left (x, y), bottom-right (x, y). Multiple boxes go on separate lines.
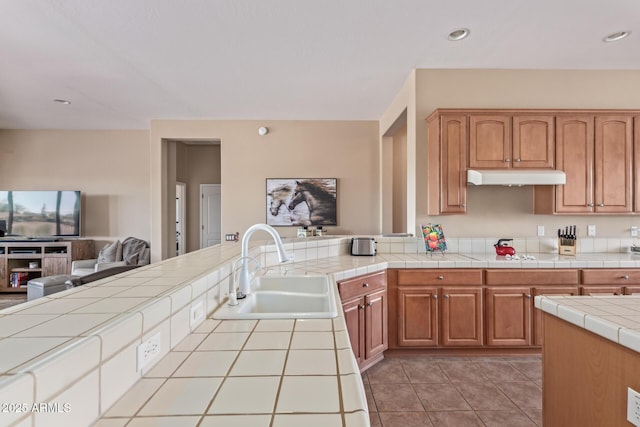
top-left (200, 184), bottom-right (221, 248)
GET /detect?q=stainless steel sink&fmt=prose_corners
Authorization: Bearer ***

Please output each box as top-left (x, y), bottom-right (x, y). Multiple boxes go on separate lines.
top-left (212, 275), bottom-right (338, 319)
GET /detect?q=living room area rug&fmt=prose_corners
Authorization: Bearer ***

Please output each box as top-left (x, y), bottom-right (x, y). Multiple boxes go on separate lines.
top-left (0, 294), bottom-right (28, 311)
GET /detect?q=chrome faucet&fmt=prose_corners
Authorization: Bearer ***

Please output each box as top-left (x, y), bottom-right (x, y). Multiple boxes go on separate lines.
top-left (237, 223), bottom-right (292, 298)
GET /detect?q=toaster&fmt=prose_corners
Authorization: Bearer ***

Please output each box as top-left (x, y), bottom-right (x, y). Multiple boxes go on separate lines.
top-left (350, 237), bottom-right (377, 256)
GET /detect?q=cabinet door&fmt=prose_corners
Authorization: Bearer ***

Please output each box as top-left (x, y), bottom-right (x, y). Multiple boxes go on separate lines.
top-left (512, 115), bottom-right (554, 168)
top-left (441, 287), bottom-right (483, 346)
top-left (397, 286), bottom-right (438, 347)
top-left (635, 116), bottom-right (640, 212)
top-left (532, 286), bottom-right (580, 346)
top-left (342, 297), bottom-right (365, 366)
top-left (626, 287), bottom-right (640, 295)
top-left (365, 288), bottom-right (387, 360)
top-left (440, 115), bottom-right (468, 213)
top-left (594, 116), bottom-right (633, 213)
top-left (43, 257), bottom-right (68, 276)
top-left (469, 115), bottom-right (511, 168)
top-left (485, 287), bottom-right (532, 346)
top-left (555, 116), bottom-right (595, 213)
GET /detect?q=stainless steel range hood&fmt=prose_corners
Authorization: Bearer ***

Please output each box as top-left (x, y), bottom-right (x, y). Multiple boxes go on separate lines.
top-left (467, 169), bottom-right (566, 186)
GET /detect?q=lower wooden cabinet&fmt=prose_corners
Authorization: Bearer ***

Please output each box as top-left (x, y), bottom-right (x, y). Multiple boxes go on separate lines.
top-left (485, 287), bottom-right (532, 346)
top-left (393, 270), bottom-right (483, 348)
top-left (338, 271), bottom-right (388, 371)
top-left (485, 269), bottom-right (580, 347)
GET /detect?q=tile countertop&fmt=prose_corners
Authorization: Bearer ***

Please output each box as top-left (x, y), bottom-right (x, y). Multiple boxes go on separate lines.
top-left (535, 295), bottom-right (640, 354)
top-left (3, 235), bottom-right (640, 426)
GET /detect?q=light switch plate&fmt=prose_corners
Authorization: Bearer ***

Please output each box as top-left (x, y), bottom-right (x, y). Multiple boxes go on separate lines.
top-left (537, 225), bottom-right (545, 237)
top-left (587, 225), bottom-right (596, 237)
top-left (632, 226), bottom-right (639, 237)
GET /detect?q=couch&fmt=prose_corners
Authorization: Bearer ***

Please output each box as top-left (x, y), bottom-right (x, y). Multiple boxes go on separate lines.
top-left (71, 237), bottom-right (150, 276)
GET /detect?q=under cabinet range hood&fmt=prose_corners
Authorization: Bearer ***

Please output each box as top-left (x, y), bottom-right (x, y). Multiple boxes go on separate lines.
top-left (467, 169), bottom-right (566, 186)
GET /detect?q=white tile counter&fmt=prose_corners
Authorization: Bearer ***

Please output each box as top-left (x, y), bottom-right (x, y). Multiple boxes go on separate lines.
top-left (534, 295), bottom-right (640, 354)
top-left (2, 235), bottom-right (640, 426)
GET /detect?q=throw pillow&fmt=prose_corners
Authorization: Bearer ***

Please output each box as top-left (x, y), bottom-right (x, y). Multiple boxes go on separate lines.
top-left (121, 237), bottom-right (148, 265)
top-left (97, 240), bottom-right (122, 263)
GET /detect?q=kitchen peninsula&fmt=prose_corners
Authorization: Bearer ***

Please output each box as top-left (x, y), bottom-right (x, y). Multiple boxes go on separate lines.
top-left (535, 295), bottom-right (640, 426)
top-left (2, 235), bottom-right (640, 425)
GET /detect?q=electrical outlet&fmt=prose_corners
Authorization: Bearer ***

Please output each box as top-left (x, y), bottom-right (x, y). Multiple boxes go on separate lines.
top-left (632, 226), bottom-right (639, 237)
top-left (587, 224), bottom-right (596, 237)
top-left (628, 387), bottom-right (640, 426)
top-left (190, 301), bottom-right (205, 328)
top-left (137, 332), bottom-right (161, 371)
top-left (537, 225), bottom-right (545, 237)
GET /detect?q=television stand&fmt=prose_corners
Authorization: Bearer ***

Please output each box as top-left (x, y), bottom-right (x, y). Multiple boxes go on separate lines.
top-left (0, 240), bottom-right (94, 292)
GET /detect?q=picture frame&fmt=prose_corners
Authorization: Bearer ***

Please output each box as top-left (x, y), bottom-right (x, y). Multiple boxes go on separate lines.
top-left (266, 178), bottom-right (337, 226)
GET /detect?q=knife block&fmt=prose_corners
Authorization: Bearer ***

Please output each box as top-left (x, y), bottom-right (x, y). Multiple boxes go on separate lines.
top-left (558, 238), bottom-right (577, 255)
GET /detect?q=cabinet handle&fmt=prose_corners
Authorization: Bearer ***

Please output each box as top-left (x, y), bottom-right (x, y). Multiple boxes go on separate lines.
top-left (437, 275), bottom-right (444, 280)
top-left (514, 158), bottom-right (521, 162)
top-left (526, 294), bottom-right (532, 299)
top-left (505, 158), bottom-right (511, 163)
top-left (367, 302), bottom-right (373, 307)
top-left (358, 304), bottom-right (364, 310)
top-left (362, 283), bottom-right (369, 288)
top-left (598, 203), bottom-right (604, 207)
top-left (444, 294), bottom-right (450, 299)
top-left (460, 203), bottom-right (466, 208)
top-left (622, 275), bottom-right (629, 280)
top-left (587, 203), bottom-right (594, 207)
top-left (433, 294), bottom-right (438, 299)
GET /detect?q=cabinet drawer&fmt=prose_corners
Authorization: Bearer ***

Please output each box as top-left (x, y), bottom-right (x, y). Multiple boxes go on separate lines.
top-left (397, 269), bottom-right (483, 286)
top-left (485, 269), bottom-right (578, 286)
top-left (338, 271), bottom-right (386, 300)
top-left (581, 269), bottom-right (640, 285)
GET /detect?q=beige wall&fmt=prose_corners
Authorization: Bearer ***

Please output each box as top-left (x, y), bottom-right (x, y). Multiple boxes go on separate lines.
top-left (414, 69), bottom-right (640, 238)
top-left (0, 130), bottom-right (151, 254)
top-left (150, 120), bottom-right (379, 260)
top-left (392, 125), bottom-right (407, 232)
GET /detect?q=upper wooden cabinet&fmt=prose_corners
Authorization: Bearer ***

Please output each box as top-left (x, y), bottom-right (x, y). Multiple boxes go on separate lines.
top-left (512, 115), bottom-right (555, 168)
top-left (469, 115), bottom-right (511, 168)
top-left (469, 114), bottom-right (554, 169)
top-left (552, 115), bottom-right (633, 213)
top-left (427, 113), bottom-right (468, 214)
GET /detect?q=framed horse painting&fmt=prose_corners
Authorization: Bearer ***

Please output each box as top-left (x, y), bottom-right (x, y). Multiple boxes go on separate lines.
top-left (266, 178), bottom-right (337, 226)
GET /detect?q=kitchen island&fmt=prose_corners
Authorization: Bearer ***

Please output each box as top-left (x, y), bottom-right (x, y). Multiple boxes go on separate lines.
top-left (535, 295), bottom-right (640, 427)
top-left (2, 235), bottom-right (640, 425)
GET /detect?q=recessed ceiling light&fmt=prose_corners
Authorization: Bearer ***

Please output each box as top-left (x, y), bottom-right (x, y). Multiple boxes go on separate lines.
top-left (448, 28), bottom-right (470, 41)
top-left (53, 99), bottom-right (71, 105)
top-left (603, 31), bottom-right (631, 42)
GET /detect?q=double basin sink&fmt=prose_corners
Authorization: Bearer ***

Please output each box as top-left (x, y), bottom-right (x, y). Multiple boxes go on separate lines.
top-left (213, 275), bottom-right (338, 319)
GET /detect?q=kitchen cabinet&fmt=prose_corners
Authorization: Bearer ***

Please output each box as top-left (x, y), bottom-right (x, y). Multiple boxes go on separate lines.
top-left (580, 268), bottom-right (639, 295)
top-left (531, 286), bottom-right (580, 346)
top-left (539, 114), bottom-right (633, 214)
top-left (427, 113), bottom-right (467, 214)
top-left (393, 269), bottom-right (483, 348)
top-left (0, 254), bottom-right (5, 286)
top-left (469, 114), bottom-right (554, 169)
top-left (338, 271), bottom-right (387, 371)
top-left (485, 269), bottom-right (579, 347)
top-left (635, 116), bottom-right (640, 212)
top-left (469, 115), bottom-right (511, 168)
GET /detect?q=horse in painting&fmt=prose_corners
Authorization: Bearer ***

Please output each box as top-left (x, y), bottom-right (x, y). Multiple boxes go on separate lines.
top-left (287, 180), bottom-right (337, 225)
top-left (267, 184), bottom-right (292, 216)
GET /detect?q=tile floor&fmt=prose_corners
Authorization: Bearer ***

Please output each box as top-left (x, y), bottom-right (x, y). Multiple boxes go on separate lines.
top-left (365, 355), bottom-right (542, 427)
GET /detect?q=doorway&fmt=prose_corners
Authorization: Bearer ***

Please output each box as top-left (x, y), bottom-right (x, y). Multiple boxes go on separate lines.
top-left (176, 182), bottom-right (186, 256)
top-left (200, 184), bottom-right (221, 248)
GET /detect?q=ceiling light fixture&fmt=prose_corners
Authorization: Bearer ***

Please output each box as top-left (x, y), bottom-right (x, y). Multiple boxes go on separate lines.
top-left (53, 99), bottom-right (71, 105)
top-left (602, 30), bottom-right (631, 42)
top-left (448, 28), bottom-right (470, 41)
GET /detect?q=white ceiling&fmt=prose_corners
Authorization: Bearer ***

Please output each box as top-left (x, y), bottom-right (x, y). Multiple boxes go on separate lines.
top-left (0, 0), bottom-right (638, 130)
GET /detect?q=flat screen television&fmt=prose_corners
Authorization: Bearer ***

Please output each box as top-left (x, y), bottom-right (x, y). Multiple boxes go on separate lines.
top-left (0, 191), bottom-right (81, 237)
